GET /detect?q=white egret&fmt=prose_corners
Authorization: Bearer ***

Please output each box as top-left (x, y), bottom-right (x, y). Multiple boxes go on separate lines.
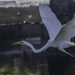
top-left (12, 4), bottom-right (75, 58)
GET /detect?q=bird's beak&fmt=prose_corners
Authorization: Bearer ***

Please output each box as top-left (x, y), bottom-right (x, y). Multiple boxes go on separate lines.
top-left (12, 41), bottom-right (23, 45)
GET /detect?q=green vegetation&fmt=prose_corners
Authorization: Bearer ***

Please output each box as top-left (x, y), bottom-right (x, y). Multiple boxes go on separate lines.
top-left (0, 57), bottom-right (48, 75)
top-left (0, 64), bottom-right (36, 75)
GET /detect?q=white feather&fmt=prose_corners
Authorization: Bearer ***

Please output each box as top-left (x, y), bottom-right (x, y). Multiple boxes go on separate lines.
top-left (54, 15), bottom-right (75, 42)
top-left (39, 4), bottom-right (62, 40)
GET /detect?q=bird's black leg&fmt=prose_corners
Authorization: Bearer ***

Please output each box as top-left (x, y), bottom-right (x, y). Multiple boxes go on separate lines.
top-left (72, 56), bottom-right (75, 60)
top-left (58, 47), bottom-right (75, 58)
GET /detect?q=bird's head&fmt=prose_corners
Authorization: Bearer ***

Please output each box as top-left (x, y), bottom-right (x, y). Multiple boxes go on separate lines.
top-left (12, 41), bottom-right (24, 45)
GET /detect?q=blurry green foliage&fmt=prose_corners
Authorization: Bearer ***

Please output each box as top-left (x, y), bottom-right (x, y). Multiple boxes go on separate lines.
top-left (0, 64), bottom-right (36, 75)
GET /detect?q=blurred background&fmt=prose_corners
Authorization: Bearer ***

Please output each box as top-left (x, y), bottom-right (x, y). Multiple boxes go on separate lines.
top-left (0, 0), bottom-right (75, 75)
top-left (0, 0), bottom-right (49, 75)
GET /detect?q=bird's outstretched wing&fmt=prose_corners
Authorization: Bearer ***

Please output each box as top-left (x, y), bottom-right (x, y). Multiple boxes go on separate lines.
top-left (39, 4), bottom-right (62, 40)
top-left (54, 16), bottom-right (75, 42)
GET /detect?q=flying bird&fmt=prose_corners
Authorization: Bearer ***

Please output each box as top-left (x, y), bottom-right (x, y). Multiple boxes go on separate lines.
top-left (12, 4), bottom-right (75, 58)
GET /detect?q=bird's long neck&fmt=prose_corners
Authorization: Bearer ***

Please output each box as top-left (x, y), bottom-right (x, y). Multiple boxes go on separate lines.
top-left (23, 40), bottom-right (52, 53)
